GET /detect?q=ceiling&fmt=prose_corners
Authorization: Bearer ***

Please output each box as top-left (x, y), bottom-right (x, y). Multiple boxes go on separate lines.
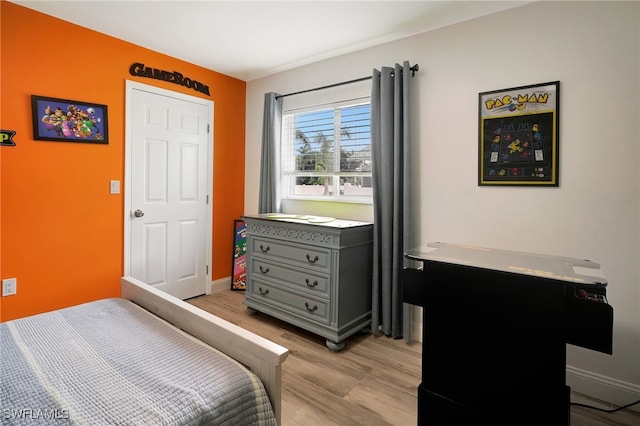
top-left (13, 1), bottom-right (532, 81)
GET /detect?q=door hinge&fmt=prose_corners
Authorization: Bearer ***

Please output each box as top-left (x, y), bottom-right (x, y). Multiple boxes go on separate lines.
top-left (206, 195), bottom-right (209, 204)
top-left (207, 124), bottom-right (210, 133)
top-left (206, 265), bottom-right (209, 275)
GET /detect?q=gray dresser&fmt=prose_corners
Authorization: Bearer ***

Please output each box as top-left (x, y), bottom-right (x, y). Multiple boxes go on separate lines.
top-left (242, 214), bottom-right (373, 351)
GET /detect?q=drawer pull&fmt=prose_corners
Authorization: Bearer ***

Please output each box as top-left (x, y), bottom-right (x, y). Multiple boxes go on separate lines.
top-left (260, 245), bottom-right (270, 253)
top-left (306, 254), bottom-right (319, 264)
top-left (259, 287), bottom-right (269, 296)
top-left (304, 302), bottom-right (318, 312)
top-left (259, 266), bottom-right (270, 274)
top-left (305, 278), bottom-right (319, 288)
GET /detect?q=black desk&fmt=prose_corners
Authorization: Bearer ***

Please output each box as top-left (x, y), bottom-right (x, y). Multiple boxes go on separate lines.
top-left (403, 243), bottom-right (613, 425)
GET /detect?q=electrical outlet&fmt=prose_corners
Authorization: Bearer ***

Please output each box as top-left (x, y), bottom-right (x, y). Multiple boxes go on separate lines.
top-left (2, 278), bottom-right (17, 296)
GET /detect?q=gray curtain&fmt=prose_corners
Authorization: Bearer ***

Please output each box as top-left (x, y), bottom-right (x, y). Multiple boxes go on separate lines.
top-left (370, 61), bottom-right (414, 341)
top-left (258, 92), bottom-right (283, 214)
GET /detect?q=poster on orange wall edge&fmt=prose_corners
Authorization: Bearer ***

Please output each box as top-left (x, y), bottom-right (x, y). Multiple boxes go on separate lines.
top-left (231, 219), bottom-right (247, 291)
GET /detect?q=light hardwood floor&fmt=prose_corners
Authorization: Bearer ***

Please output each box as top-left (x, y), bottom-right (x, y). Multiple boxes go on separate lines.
top-left (188, 290), bottom-right (639, 426)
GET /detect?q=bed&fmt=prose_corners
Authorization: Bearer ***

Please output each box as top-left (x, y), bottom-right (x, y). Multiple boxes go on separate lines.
top-left (1, 276), bottom-right (289, 425)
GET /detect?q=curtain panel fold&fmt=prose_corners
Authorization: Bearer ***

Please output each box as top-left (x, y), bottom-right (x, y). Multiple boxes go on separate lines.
top-left (258, 92), bottom-right (283, 214)
top-left (370, 61), bottom-right (414, 341)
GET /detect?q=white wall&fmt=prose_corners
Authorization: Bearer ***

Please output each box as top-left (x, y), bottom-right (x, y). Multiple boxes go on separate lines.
top-left (245, 1), bottom-right (640, 407)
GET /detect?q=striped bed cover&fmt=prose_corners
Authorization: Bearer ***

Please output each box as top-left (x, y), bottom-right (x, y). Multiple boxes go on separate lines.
top-left (0, 298), bottom-right (276, 425)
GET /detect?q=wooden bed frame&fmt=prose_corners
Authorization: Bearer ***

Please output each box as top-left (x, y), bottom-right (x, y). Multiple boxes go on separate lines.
top-left (121, 276), bottom-right (289, 424)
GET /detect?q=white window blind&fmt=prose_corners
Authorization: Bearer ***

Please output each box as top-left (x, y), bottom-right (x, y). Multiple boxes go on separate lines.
top-left (282, 98), bottom-right (372, 202)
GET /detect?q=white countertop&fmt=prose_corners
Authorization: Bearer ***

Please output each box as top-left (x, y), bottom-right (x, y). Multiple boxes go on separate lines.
top-left (243, 213), bottom-right (372, 228)
top-left (405, 242), bottom-right (607, 286)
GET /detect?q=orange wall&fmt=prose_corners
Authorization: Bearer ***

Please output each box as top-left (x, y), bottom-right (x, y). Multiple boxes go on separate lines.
top-left (0, 2), bottom-right (246, 321)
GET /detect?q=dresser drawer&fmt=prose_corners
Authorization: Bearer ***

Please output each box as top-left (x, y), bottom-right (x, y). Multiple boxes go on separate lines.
top-left (249, 258), bottom-right (330, 298)
top-left (248, 279), bottom-right (330, 325)
top-left (250, 237), bottom-right (331, 272)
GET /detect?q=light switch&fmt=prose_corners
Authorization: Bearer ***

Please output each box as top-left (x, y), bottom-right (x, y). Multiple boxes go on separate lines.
top-left (110, 180), bottom-right (120, 194)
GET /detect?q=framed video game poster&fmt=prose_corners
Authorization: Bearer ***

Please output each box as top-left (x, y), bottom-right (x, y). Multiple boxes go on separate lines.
top-left (32, 95), bottom-right (108, 144)
top-left (478, 81), bottom-right (559, 186)
top-left (231, 219), bottom-right (247, 291)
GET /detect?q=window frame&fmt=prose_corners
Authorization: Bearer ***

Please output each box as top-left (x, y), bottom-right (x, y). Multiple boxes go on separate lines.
top-left (281, 97), bottom-right (373, 204)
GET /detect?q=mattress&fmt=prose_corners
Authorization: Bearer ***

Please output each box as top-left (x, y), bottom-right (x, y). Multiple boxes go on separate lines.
top-left (0, 298), bottom-right (276, 425)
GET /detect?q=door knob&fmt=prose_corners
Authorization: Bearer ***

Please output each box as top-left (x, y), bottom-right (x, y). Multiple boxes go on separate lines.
top-left (133, 209), bottom-right (145, 218)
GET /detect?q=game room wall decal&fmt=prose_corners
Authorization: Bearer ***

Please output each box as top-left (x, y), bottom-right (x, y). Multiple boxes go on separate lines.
top-left (478, 81), bottom-right (559, 186)
top-left (31, 95), bottom-right (108, 144)
top-left (129, 62), bottom-right (211, 96)
top-left (1, 130), bottom-right (16, 146)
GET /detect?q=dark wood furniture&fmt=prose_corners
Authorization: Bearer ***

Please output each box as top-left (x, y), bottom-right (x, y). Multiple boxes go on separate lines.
top-left (403, 242), bottom-right (613, 425)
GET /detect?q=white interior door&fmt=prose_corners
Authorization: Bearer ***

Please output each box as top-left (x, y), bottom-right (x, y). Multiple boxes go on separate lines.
top-left (125, 81), bottom-right (213, 300)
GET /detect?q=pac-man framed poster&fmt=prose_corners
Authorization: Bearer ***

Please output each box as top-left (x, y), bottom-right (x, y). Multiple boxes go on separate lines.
top-left (478, 81), bottom-right (559, 186)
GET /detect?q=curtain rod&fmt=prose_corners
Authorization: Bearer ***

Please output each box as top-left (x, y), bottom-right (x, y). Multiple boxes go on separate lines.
top-left (275, 64), bottom-right (419, 100)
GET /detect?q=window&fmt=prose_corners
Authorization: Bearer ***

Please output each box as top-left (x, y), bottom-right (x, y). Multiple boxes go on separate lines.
top-left (282, 100), bottom-right (372, 202)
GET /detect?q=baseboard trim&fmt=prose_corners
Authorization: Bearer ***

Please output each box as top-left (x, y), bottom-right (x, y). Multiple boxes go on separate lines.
top-left (566, 366), bottom-right (640, 412)
top-left (412, 322), bottom-right (423, 343)
top-left (208, 277), bottom-right (231, 294)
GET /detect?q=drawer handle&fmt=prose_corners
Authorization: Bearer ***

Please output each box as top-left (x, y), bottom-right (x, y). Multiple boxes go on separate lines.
top-left (259, 287), bottom-right (269, 296)
top-left (306, 254), bottom-right (319, 264)
top-left (259, 266), bottom-right (270, 274)
top-left (260, 245), bottom-right (270, 253)
top-left (305, 302), bottom-right (318, 312)
top-left (305, 279), bottom-right (318, 288)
